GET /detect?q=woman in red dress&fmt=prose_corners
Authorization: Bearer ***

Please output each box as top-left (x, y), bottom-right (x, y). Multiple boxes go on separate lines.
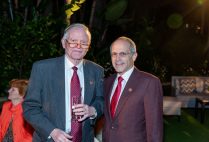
top-left (0, 79), bottom-right (34, 142)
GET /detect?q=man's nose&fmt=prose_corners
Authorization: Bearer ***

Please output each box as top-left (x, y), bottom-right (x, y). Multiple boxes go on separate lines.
top-left (115, 54), bottom-right (121, 60)
top-left (7, 88), bottom-right (11, 93)
top-left (76, 43), bottom-right (82, 48)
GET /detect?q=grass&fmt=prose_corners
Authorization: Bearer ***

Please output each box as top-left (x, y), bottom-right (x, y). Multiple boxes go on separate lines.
top-left (164, 109), bottom-right (209, 142)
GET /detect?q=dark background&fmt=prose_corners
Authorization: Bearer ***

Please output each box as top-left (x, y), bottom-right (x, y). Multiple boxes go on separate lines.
top-left (1, 0), bottom-right (209, 96)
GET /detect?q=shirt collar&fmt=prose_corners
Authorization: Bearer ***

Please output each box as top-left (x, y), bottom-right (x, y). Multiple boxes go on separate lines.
top-left (117, 66), bottom-right (134, 82)
top-left (65, 55), bottom-right (83, 71)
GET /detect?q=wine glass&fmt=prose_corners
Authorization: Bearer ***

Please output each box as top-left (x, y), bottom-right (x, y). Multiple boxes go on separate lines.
top-left (72, 96), bottom-right (82, 121)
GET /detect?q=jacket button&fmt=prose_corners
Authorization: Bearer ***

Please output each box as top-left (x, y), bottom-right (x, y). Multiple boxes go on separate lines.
top-left (111, 126), bottom-right (114, 129)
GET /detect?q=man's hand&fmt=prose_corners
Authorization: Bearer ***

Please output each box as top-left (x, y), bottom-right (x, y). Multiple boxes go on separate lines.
top-left (72, 104), bottom-right (96, 121)
top-left (50, 128), bottom-right (72, 142)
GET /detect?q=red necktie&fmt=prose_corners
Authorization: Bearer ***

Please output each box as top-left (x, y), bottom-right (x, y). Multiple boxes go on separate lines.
top-left (71, 66), bottom-right (82, 142)
top-left (110, 76), bottom-right (123, 118)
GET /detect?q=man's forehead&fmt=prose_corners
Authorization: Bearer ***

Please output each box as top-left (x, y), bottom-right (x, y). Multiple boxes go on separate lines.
top-left (112, 40), bottom-right (130, 49)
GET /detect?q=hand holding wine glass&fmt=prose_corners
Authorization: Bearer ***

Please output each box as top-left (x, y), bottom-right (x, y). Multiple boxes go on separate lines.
top-left (72, 96), bottom-right (82, 121)
top-left (72, 103), bottom-right (97, 122)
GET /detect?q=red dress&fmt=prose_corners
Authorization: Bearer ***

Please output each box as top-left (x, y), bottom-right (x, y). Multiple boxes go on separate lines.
top-left (0, 101), bottom-right (34, 142)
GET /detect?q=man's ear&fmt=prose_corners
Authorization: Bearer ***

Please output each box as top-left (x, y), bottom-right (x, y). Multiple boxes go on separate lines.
top-left (133, 52), bottom-right (138, 61)
top-left (61, 38), bottom-right (65, 49)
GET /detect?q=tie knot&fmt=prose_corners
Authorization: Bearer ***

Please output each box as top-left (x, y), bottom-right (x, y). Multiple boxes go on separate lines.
top-left (118, 76), bottom-right (123, 83)
top-left (72, 66), bottom-right (78, 71)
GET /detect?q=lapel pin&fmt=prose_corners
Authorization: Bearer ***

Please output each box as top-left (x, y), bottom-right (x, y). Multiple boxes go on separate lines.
top-left (128, 88), bottom-right (133, 92)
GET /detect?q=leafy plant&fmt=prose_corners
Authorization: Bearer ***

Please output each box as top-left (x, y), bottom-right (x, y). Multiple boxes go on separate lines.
top-left (65, 0), bottom-right (86, 24)
top-left (105, 0), bottom-right (128, 21)
top-left (0, 2), bottom-right (63, 95)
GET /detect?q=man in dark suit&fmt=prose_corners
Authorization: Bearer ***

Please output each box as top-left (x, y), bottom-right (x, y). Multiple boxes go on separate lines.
top-left (23, 23), bottom-right (104, 142)
top-left (103, 36), bottom-right (163, 142)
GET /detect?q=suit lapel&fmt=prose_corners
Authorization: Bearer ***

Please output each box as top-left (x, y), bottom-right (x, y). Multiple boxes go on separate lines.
top-left (83, 60), bottom-right (94, 105)
top-left (54, 56), bottom-right (65, 129)
top-left (113, 68), bottom-right (139, 119)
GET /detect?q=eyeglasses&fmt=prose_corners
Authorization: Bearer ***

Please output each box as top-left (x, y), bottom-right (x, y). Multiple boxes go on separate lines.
top-left (65, 39), bottom-right (89, 49)
top-left (111, 52), bottom-right (132, 58)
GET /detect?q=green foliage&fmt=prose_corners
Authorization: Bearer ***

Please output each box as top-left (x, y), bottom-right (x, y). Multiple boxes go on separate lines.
top-left (181, 60), bottom-right (209, 76)
top-left (65, 0), bottom-right (86, 24)
top-left (0, 9), bottom-right (63, 94)
top-left (105, 0), bottom-right (128, 21)
top-left (167, 13), bottom-right (183, 29)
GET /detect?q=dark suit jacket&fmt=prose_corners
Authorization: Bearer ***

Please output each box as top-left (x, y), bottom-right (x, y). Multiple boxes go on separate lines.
top-left (23, 56), bottom-right (104, 142)
top-left (103, 68), bottom-right (163, 142)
